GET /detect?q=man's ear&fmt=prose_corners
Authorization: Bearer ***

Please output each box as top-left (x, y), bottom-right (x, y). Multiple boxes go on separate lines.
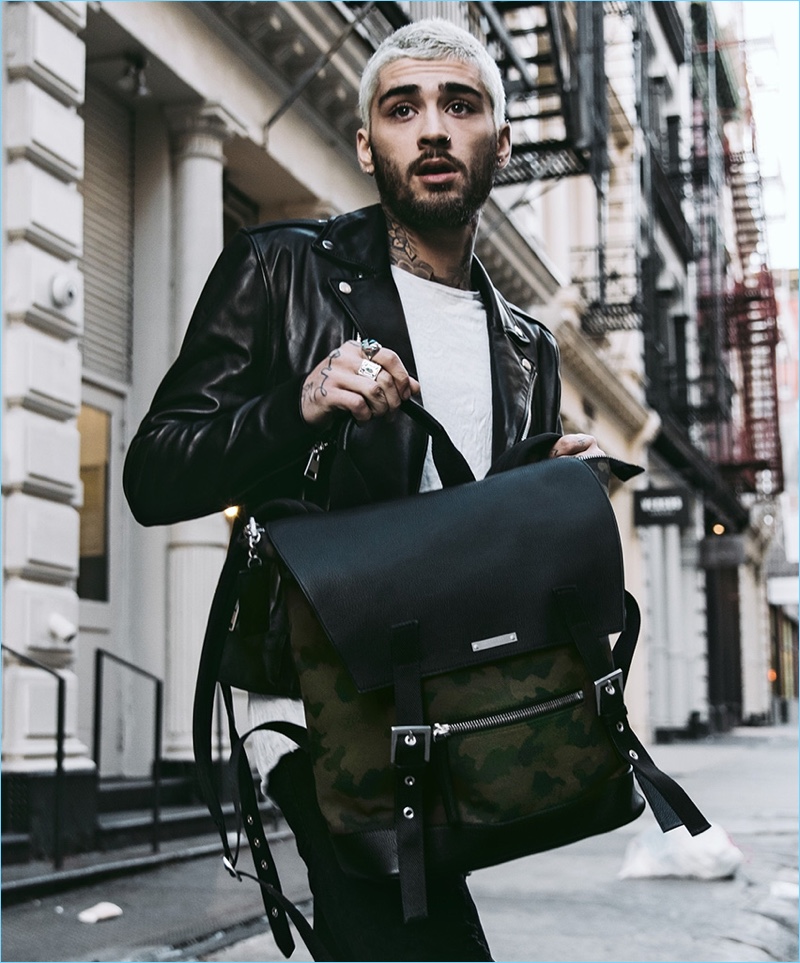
top-left (356, 128), bottom-right (374, 174)
top-left (496, 122), bottom-right (512, 170)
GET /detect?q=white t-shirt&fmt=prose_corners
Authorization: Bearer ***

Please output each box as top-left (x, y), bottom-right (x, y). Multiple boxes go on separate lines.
top-left (248, 267), bottom-right (493, 787)
top-left (391, 266), bottom-right (493, 490)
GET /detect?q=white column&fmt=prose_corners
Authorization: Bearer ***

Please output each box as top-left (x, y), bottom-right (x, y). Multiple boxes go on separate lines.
top-left (163, 103), bottom-right (245, 760)
top-left (2, 1), bottom-right (91, 772)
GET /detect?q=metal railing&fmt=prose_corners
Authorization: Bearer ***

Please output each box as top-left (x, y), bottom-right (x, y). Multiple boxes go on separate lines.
top-left (1, 645), bottom-right (66, 869)
top-left (92, 650), bottom-right (164, 853)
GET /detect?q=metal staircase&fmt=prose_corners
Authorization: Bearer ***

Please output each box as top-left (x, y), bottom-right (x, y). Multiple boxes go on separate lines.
top-left (482, 1), bottom-right (606, 186)
top-left (722, 150), bottom-right (784, 494)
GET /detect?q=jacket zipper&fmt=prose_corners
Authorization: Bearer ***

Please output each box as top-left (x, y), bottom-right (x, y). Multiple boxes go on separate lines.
top-left (304, 441), bottom-right (331, 481)
top-left (432, 689), bottom-right (584, 742)
top-left (517, 368), bottom-right (538, 442)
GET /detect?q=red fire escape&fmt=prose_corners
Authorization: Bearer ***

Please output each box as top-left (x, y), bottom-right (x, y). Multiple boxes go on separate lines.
top-left (722, 144), bottom-right (784, 495)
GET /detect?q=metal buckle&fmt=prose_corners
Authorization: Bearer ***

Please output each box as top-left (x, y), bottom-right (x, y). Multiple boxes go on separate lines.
top-left (594, 668), bottom-right (624, 715)
top-left (390, 725), bottom-right (432, 765)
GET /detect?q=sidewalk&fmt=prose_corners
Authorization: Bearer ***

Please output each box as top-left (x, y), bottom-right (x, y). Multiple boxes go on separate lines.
top-left (2, 726), bottom-right (797, 963)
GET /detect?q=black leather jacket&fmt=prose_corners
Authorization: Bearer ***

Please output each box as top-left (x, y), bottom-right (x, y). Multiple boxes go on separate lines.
top-left (123, 204), bottom-right (563, 526)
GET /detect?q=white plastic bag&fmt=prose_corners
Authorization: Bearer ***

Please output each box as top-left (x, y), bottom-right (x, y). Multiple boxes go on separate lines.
top-left (618, 822), bottom-right (743, 880)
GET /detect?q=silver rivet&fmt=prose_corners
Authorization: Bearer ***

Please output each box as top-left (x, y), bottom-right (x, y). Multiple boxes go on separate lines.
top-left (271, 907), bottom-right (279, 918)
top-left (522, 358), bottom-right (532, 371)
top-left (404, 775), bottom-right (415, 787)
top-left (404, 733), bottom-right (417, 746)
top-left (338, 281), bottom-right (352, 294)
top-left (629, 749), bottom-right (639, 760)
top-left (322, 239), bottom-right (333, 250)
top-left (616, 722), bottom-right (625, 733)
top-left (253, 837), bottom-right (261, 848)
top-left (246, 815), bottom-right (254, 825)
top-left (261, 859), bottom-right (269, 869)
top-left (403, 807), bottom-right (414, 819)
top-left (605, 683), bottom-right (616, 695)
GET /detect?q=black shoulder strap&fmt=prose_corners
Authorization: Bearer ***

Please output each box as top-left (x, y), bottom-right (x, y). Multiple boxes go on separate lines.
top-left (191, 499), bottom-right (321, 958)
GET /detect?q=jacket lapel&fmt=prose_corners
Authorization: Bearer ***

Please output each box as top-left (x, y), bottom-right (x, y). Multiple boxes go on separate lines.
top-left (317, 206), bottom-right (426, 501)
top-left (473, 260), bottom-right (538, 460)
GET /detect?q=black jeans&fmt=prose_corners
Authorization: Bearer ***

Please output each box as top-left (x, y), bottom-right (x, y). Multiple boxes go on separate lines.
top-left (268, 750), bottom-right (493, 962)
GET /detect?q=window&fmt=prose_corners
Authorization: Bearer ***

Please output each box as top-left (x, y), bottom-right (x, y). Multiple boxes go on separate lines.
top-left (77, 404), bottom-right (110, 601)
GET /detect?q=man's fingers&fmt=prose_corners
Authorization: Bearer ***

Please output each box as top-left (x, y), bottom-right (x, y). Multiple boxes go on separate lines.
top-left (549, 433), bottom-right (605, 458)
top-left (301, 340), bottom-right (419, 425)
top-left (363, 346), bottom-right (417, 401)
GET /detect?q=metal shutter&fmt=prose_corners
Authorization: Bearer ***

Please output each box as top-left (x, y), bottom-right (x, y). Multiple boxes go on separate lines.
top-left (81, 82), bottom-right (133, 383)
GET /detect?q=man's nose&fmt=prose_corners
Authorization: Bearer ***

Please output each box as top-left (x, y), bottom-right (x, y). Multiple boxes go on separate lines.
top-left (417, 110), bottom-right (451, 149)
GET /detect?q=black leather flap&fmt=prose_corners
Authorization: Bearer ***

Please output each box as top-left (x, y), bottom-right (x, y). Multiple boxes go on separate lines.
top-left (267, 457), bottom-right (624, 693)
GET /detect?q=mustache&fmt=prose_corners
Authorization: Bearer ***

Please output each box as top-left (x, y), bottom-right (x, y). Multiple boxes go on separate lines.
top-left (407, 150), bottom-right (468, 177)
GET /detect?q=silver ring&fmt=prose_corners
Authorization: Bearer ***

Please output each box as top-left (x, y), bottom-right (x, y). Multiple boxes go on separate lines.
top-left (360, 338), bottom-right (382, 360)
top-left (357, 359), bottom-right (382, 381)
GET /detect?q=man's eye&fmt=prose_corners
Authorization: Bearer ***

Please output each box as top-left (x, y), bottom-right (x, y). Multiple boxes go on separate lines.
top-left (390, 103), bottom-right (415, 118)
top-left (449, 101), bottom-right (475, 115)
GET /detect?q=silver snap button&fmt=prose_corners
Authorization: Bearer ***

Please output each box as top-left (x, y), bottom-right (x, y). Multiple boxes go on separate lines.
top-left (403, 807), bottom-right (415, 819)
top-left (521, 358), bottom-right (532, 371)
top-left (253, 837), bottom-right (261, 848)
top-left (271, 907), bottom-right (279, 918)
top-left (404, 775), bottom-right (416, 787)
top-left (628, 749), bottom-right (639, 760)
top-left (321, 239), bottom-right (333, 250)
top-left (616, 722), bottom-right (625, 732)
top-left (404, 733), bottom-right (417, 746)
top-left (338, 281), bottom-right (352, 294)
top-left (261, 859), bottom-right (269, 869)
top-left (605, 683), bottom-right (616, 695)
top-left (246, 815), bottom-right (253, 825)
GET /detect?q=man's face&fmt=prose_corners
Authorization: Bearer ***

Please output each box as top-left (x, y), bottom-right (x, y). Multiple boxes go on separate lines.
top-left (357, 58), bottom-right (511, 231)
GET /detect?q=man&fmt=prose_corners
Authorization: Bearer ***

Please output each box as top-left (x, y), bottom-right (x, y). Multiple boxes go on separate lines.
top-left (124, 18), bottom-right (600, 961)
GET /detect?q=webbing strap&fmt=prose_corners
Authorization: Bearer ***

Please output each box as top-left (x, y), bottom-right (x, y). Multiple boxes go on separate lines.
top-left (191, 534), bottom-right (298, 956)
top-left (225, 719), bottom-right (335, 961)
top-left (390, 620), bottom-right (430, 922)
top-left (554, 588), bottom-right (711, 837)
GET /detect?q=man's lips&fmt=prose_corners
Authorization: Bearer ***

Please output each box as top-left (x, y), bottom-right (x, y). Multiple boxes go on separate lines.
top-left (413, 157), bottom-right (461, 185)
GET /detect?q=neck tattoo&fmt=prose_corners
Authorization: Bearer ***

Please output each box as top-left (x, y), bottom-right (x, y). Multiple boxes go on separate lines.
top-left (386, 215), bottom-right (474, 291)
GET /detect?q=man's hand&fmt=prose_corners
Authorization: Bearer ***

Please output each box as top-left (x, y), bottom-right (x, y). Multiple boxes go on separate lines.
top-left (301, 340), bottom-right (420, 426)
top-left (549, 434), bottom-right (605, 459)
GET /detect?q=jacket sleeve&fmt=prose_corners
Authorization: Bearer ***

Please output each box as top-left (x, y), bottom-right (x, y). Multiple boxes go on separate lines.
top-left (123, 229), bottom-right (319, 527)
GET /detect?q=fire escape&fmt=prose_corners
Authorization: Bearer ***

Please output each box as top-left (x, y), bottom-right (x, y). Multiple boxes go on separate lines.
top-left (480, 2), bottom-right (606, 188)
top-left (692, 2), bottom-right (784, 499)
top-left (723, 149), bottom-right (784, 494)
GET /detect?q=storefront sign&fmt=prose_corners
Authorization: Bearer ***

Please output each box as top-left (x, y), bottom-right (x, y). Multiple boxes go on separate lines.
top-left (634, 489), bottom-right (690, 527)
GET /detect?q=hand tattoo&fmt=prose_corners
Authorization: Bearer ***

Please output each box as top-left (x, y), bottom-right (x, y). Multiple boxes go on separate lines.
top-left (318, 349), bottom-right (340, 397)
top-left (302, 348), bottom-right (342, 416)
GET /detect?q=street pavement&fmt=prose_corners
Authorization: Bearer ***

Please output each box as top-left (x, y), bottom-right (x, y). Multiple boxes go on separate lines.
top-left (2, 725), bottom-right (797, 963)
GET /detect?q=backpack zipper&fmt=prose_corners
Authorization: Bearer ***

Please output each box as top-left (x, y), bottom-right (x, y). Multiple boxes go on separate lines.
top-left (432, 689), bottom-right (584, 742)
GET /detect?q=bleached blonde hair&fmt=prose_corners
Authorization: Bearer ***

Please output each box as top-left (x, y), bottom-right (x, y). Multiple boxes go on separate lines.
top-left (359, 18), bottom-right (506, 131)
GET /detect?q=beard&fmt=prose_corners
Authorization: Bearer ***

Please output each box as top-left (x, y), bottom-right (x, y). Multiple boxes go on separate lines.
top-left (371, 135), bottom-right (499, 231)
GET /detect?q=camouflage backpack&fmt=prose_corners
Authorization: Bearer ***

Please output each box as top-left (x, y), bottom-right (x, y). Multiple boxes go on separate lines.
top-left (194, 400), bottom-right (709, 957)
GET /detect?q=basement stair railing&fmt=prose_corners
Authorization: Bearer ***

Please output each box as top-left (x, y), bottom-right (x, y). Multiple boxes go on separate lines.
top-left (1, 645), bottom-right (66, 869)
top-left (92, 649), bottom-right (164, 853)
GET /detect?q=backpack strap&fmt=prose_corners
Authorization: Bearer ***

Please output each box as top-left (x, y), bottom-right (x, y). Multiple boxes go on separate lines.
top-left (223, 713), bottom-right (333, 961)
top-left (554, 588), bottom-right (711, 837)
top-left (389, 619), bottom-right (431, 923)
top-left (191, 499), bottom-right (320, 958)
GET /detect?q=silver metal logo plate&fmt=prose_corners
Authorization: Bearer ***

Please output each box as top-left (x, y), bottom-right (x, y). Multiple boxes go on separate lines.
top-left (471, 632), bottom-right (518, 653)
